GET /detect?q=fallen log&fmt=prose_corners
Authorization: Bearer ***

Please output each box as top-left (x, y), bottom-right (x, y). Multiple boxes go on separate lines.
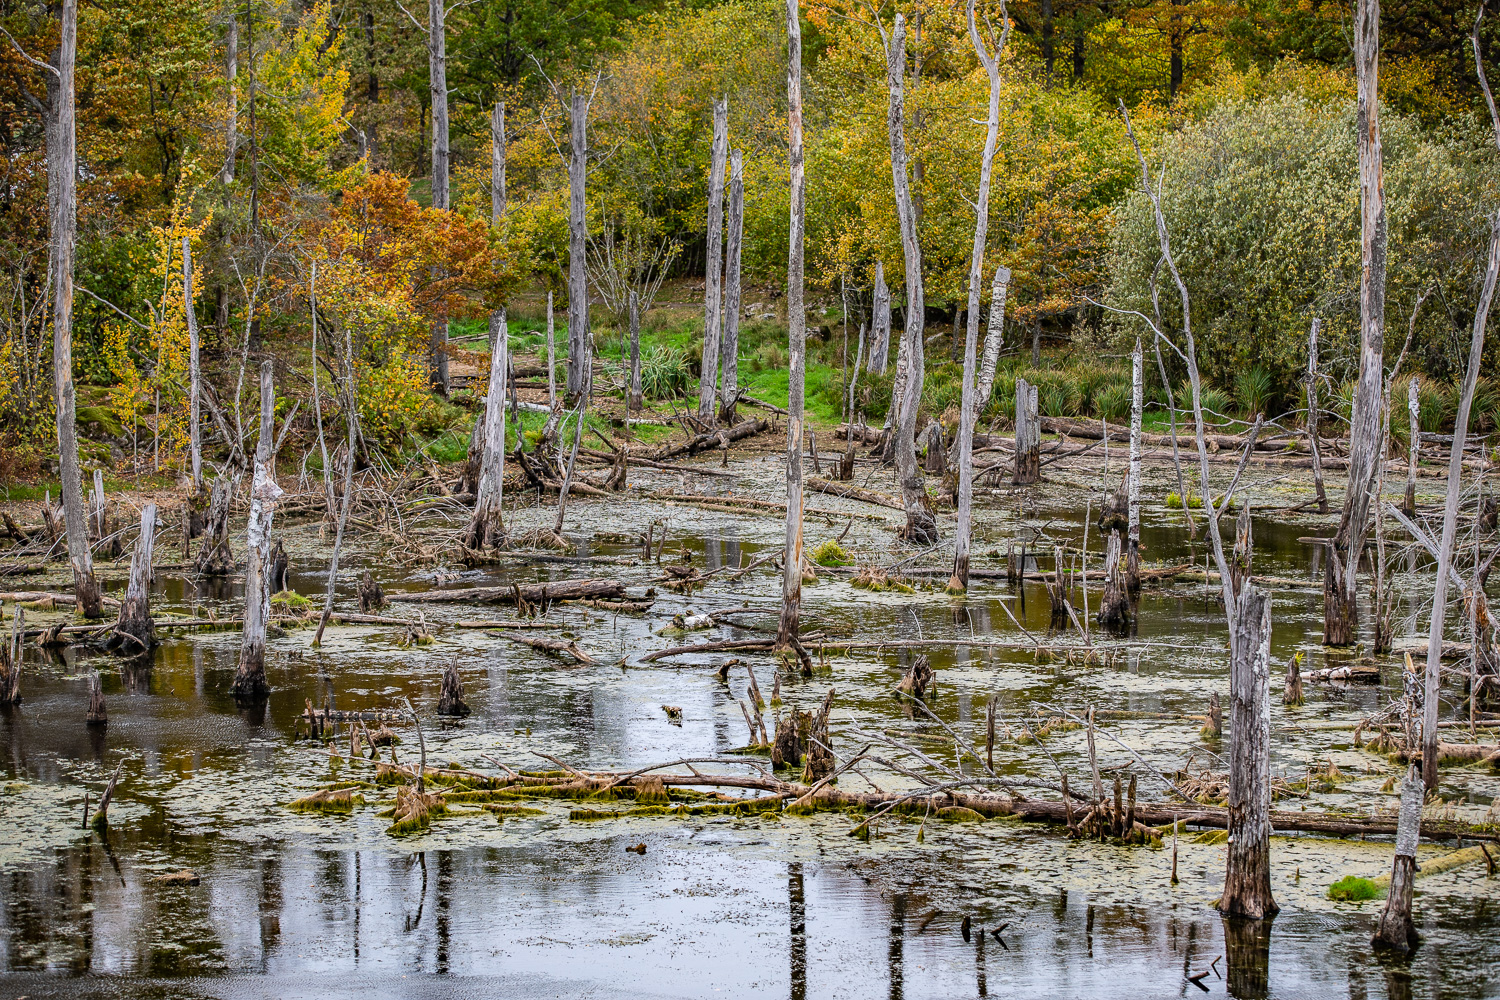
top-left (570, 598), bottom-right (657, 613)
top-left (1305, 663), bottom-right (1381, 684)
top-left (640, 638), bottom-right (776, 662)
top-left (502, 633), bottom-right (596, 664)
top-left (454, 620), bottom-right (560, 629)
top-left (804, 478), bottom-right (904, 510)
top-left (388, 579), bottom-right (628, 605)
top-left (656, 418), bottom-right (770, 461)
top-left (0, 590), bottom-right (121, 609)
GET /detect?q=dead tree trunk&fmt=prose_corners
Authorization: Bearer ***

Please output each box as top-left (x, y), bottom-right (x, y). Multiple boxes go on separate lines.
top-left (778, 0), bottom-right (806, 649)
top-left (975, 266), bottom-right (1010, 413)
top-left (628, 290), bottom-right (643, 411)
top-left (112, 504), bottom-right (157, 654)
top-left (1306, 317), bottom-right (1327, 515)
top-left (1404, 376), bottom-right (1419, 514)
top-left (0, 608), bottom-right (21, 704)
top-left (546, 290), bottom-right (557, 409)
top-left (464, 102), bottom-right (509, 554)
top-left (1097, 532), bottom-right (1129, 628)
top-left (1127, 337), bottom-right (1143, 593)
top-left (949, 0), bottom-right (1007, 594)
top-left (868, 261), bottom-right (890, 376)
top-left (183, 237), bottom-right (203, 493)
top-left (1422, 212), bottom-right (1499, 789)
top-left (1283, 652), bottom-right (1303, 705)
top-left (86, 670), bottom-right (106, 726)
top-left (1014, 377), bottom-right (1040, 484)
top-left (222, 10), bottom-right (237, 182)
top-left (698, 99), bottom-right (728, 420)
top-left (1219, 583), bottom-right (1278, 919)
top-left (437, 654), bottom-right (470, 716)
top-left (47, 0), bottom-right (101, 620)
top-left (196, 474), bottom-right (234, 575)
top-left (1326, 0), bottom-right (1388, 647)
top-left (565, 93), bottom-right (590, 405)
top-left (426, 0), bottom-right (450, 394)
top-left (233, 361), bottom-right (282, 701)
top-left (883, 15), bottom-right (936, 544)
top-left (313, 320), bottom-right (360, 646)
top-left (1372, 765), bottom-right (1422, 951)
top-left (719, 149), bottom-right (744, 425)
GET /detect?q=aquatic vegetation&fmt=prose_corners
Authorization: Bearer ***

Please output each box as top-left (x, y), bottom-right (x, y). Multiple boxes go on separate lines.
top-left (288, 788), bottom-right (365, 813)
top-left (812, 539), bottom-right (850, 567)
top-left (1328, 876), bottom-right (1383, 902)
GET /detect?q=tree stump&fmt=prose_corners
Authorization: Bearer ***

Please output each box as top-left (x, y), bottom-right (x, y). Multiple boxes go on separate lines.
top-left (772, 710), bottom-right (805, 770)
top-left (1372, 765), bottom-right (1422, 952)
top-left (111, 503), bottom-right (157, 654)
top-left (1097, 532), bottom-right (1129, 629)
top-left (86, 670), bottom-right (107, 727)
top-left (1218, 585), bottom-right (1278, 919)
top-left (1283, 652), bottom-right (1303, 706)
top-left (358, 571), bottom-right (385, 613)
top-left (0, 607), bottom-right (23, 705)
top-left (801, 688), bottom-right (835, 783)
top-left (896, 655), bottom-right (933, 700)
top-left (437, 655), bottom-right (470, 717)
top-left (268, 539), bottom-right (289, 593)
top-left (1013, 377), bottom-right (1040, 485)
top-left (196, 475), bottom-right (235, 577)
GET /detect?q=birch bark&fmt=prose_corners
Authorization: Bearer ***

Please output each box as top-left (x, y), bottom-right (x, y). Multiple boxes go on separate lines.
top-left (719, 150), bottom-right (744, 424)
top-left (699, 99), bottom-right (728, 420)
top-left (778, 0), bottom-right (806, 648)
top-left (233, 361), bottom-right (282, 700)
top-left (566, 93), bottom-right (590, 404)
top-left (184, 237), bottom-right (203, 493)
top-left (465, 102), bottom-right (509, 553)
top-left (975, 265), bottom-right (1009, 411)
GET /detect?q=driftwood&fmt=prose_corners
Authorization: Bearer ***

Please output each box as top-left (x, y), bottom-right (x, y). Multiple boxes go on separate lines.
top-left (804, 478), bottom-right (904, 510)
top-left (388, 579), bottom-right (627, 605)
top-left (502, 632), bottom-right (596, 664)
top-left (656, 418), bottom-right (770, 461)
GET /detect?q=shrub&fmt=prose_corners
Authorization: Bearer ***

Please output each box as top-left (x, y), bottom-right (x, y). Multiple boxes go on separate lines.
top-left (1233, 366), bottom-right (1276, 418)
top-left (1095, 382), bottom-right (1132, 422)
top-left (640, 346), bottom-right (692, 399)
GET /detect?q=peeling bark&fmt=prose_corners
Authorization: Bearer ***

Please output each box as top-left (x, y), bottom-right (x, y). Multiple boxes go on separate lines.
top-left (778, 0), bottom-right (806, 648)
top-left (233, 361), bottom-right (282, 701)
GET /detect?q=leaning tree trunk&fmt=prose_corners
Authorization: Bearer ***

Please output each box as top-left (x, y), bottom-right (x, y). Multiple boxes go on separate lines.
top-left (777, 0), bottom-right (806, 650)
top-left (1372, 764), bottom-right (1422, 951)
top-left (1326, 0), bottom-right (1388, 647)
top-left (112, 503), bottom-right (157, 654)
top-left (698, 99), bottom-right (728, 421)
top-left (1013, 377), bottom-right (1040, 484)
top-left (233, 361), bottom-right (282, 701)
top-left (565, 93), bottom-right (590, 405)
top-left (222, 9), bottom-right (237, 182)
top-left (868, 261), bottom-right (890, 376)
top-left (1127, 337), bottom-right (1143, 593)
top-left (1403, 376), bottom-right (1419, 514)
top-left (183, 236), bottom-right (203, 493)
top-left (1219, 582), bottom-right (1278, 919)
top-left (1306, 317), bottom-right (1327, 514)
top-left (884, 15), bottom-right (936, 544)
top-left (975, 265), bottom-right (1010, 412)
top-left (1421, 213), bottom-right (1499, 789)
top-left (719, 149), bottom-right (744, 425)
top-left (949, 0), bottom-right (1007, 593)
top-left (426, 0), bottom-right (450, 394)
top-left (48, 0), bottom-right (101, 620)
top-left (627, 290), bottom-right (643, 410)
top-left (464, 102), bottom-right (509, 553)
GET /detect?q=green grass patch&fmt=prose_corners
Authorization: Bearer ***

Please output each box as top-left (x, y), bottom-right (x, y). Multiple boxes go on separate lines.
top-left (1328, 876), bottom-right (1384, 901)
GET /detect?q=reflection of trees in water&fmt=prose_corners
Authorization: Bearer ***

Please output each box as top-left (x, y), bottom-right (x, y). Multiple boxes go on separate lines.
top-left (888, 892), bottom-right (905, 1000)
top-left (789, 862), bottom-right (806, 1000)
top-left (1222, 915), bottom-right (1272, 1000)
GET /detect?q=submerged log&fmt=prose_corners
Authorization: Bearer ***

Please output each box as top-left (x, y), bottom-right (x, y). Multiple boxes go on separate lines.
top-left (502, 632), bottom-right (597, 664)
top-left (388, 579), bottom-right (627, 605)
top-left (804, 477), bottom-right (904, 510)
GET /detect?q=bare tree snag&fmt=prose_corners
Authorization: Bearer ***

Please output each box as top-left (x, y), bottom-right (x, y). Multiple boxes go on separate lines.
top-left (45, 0), bottom-right (101, 620)
top-left (882, 15), bottom-right (936, 544)
top-left (1097, 533), bottom-right (1128, 628)
top-left (183, 237), bottom-right (203, 493)
top-left (222, 9), bottom-right (237, 182)
top-left (628, 290), bottom-right (643, 411)
top-left (1373, 765), bottom-right (1422, 951)
top-left (1305, 317), bottom-right (1327, 515)
top-left (950, 0), bottom-right (1008, 593)
top-left (976, 266), bottom-right (1010, 413)
top-left (1014, 377), bottom-right (1040, 484)
top-left (868, 261), bottom-right (890, 375)
top-left (233, 361), bottom-right (282, 700)
top-left (1404, 376), bottom-right (1419, 514)
top-left (1326, 0), bottom-right (1388, 647)
top-left (719, 149), bottom-right (744, 424)
top-left (546, 290), bottom-right (557, 408)
top-left (196, 474), bottom-right (234, 575)
top-left (438, 654), bottom-right (470, 716)
top-left (699, 98), bottom-right (728, 420)
top-left (1127, 337), bottom-right (1143, 593)
top-left (1283, 652), bottom-right (1303, 706)
top-left (1, 608), bottom-right (23, 704)
top-left (464, 102), bottom-right (509, 554)
top-left (566, 92), bottom-right (590, 405)
top-left (778, 0), bottom-right (806, 650)
top-left (1219, 584), bottom-right (1278, 919)
top-left (426, 0), bottom-right (450, 394)
top-left (86, 670), bottom-right (106, 726)
top-left (112, 504), bottom-right (157, 654)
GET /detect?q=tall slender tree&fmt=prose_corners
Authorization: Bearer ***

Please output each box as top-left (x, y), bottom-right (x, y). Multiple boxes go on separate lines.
top-left (719, 149), bottom-right (745, 424)
top-left (566, 91), bottom-right (591, 405)
top-left (222, 7), bottom-right (237, 183)
top-left (429, 0), bottom-right (450, 394)
top-left (699, 99), bottom-right (729, 421)
top-left (778, 0), bottom-right (806, 649)
top-left (466, 102), bottom-right (509, 553)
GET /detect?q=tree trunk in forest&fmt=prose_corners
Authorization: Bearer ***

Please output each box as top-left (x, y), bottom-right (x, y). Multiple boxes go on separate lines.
top-left (719, 150), bottom-right (744, 424)
top-left (426, 0), bottom-right (450, 394)
top-left (1097, 532), bottom-right (1128, 627)
top-left (1306, 317), bottom-right (1327, 515)
top-left (975, 266), bottom-right (1009, 412)
top-left (1372, 765), bottom-right (1422, 951)
top-left (699, 99), bottom-right (728, 420)
top-left (545, 290), bottom-right (557, 409)
top-left (1014, 378), bottom-right (1039, 484)
top-left (1421, 213), bottom-right (1499, 789)
top-left (310, 260), bottom-right (334, 515)
top-left (313, 320), bottom-right (360, 646)
top-left (1127, 337), bottom-right (1142, 593)
top-left (566, 93), bottom-right (590, 405)
top-left (196, 474), bottom-right (234, 575)
top-left (112, 504), bottom-right (157, 654)
top-left (950, 0), bottom-right (1007, 592)
top-left (883, 15), bottom-right (936, 544)
top-left (184, 237), bottom-right (203, 493)
top-left (778, 0), bottom-right (806, 649)
top-left (233, 361), bottom-right (282, 701)
top-left (222, 11), bottom-right (237, 183)
top-left (47, 0), bottom-right (101, 620)
top-left (627, 291), bottom-right (643, 411)
top-left (464, 103), bottom-right (509, 554)
top-left (868, 261), bottom-right (890, 375)
top-left (1404, 376), bottom-right (1419, 514)
top-left (1326, 0), bottom-right (1387, 647)
top-left (1219, 583), bottom-right (1278, 919)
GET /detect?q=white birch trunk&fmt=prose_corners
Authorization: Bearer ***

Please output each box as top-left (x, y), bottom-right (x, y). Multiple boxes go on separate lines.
top-left (233, 361), bottom-right (283, 699)
top-left (1127, 336), bottom-right (1142, 591)
top-left (566, 93), bottom-right (590, 404)
top-left (975, 265), bottom-right (1009, 411)
top-left (719, 150), bottom-right (744, 423)
top-left (183, 236), bottom-right (203, 493)
top-left (778, 0), bottom-right (805, 648)
top-left (699, 99), bottom-right (728, 420)
top-left (868, 261), bottom-right (890, 376)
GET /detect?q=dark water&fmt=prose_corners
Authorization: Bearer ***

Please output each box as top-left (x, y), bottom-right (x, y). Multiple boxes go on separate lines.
top-left (2, 465), bottom-right (1497, 998)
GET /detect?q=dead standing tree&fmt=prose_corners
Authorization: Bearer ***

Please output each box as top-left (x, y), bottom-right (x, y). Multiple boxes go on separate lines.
top-left (1325, 0), bottom-right (1388, 647)
top-left (868, 262), bottom-right (890, 376)
top-left (10, 0), bottom-right (102, 618)
top-left (878, 12), bottom-right (937, 543)
top-left (719, 150), bottom-right (745, 424)
top-left (1127, 337), bottom-right (1143, 593)
top-left (183, 236), bottom-right (203, 494)
top-left (313, 310), bottom-right (362, 646)
top-left (111, 504), bottom-right (157, 654)
top-left (464, 101), bottom-right (509, 554)
top-left (949, 0), bottom-right (1009, 593)
top-left (699, 99), bottom-right (729, 422)
top-left (778, 0), bottom-right (807, 650)
top-left (233, 362), bottom-right (283, 700)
